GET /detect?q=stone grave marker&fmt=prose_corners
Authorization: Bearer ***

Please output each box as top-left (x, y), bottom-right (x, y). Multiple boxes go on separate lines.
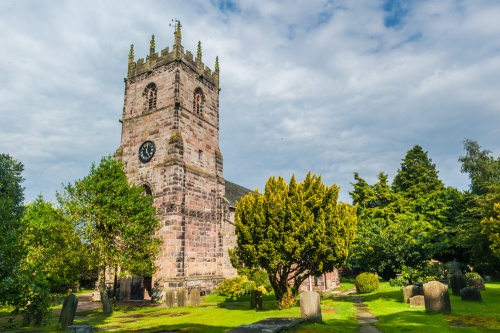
top-left (409, 295), bottom-right (425, 307)
top-left (460, 287), bottom-right (482, 301)
top-left (300, 291), bottom-right (322, 323)
top-left (165, 290), bottom-right (175, 308)
top-left (59, 293), bottom-right (79, 330)
top-left (423, 281), bottom-right (451, 313)
top-left (469, 277), bottom-right (485, 291)
top-left (189, 289), bottom-right (201, 307)
top-left (177, 288), bottom-right (187, 307)
top-left (403, 285), bottom-right (424, 304)
top-left (449, 274), bottom-right (467, 296)
top-left (250, 289), bottom-right (263, 310)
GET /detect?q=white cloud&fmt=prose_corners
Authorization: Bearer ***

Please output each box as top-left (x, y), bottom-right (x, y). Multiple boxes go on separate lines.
top-left (1, 0), bottom-right (499, 203)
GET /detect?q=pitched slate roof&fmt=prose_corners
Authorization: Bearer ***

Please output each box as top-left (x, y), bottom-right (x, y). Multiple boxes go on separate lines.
top-left (225, 180), bottom-right (252, 206)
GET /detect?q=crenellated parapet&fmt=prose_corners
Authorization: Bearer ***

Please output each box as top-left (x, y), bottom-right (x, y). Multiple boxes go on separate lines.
top-left (127, 23), bottom-right (219, 89)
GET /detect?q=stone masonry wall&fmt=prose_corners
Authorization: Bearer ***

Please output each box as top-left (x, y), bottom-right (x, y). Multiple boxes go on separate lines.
top-left (116, 32), bottom-right (236, 292)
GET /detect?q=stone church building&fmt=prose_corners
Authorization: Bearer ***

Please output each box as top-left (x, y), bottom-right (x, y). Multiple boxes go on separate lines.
top-left (114, 23), bottom-right (250, 294)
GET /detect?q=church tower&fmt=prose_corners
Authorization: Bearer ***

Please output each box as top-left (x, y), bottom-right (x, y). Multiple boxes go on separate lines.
top-left (115, 23), bottom-right (236, 291)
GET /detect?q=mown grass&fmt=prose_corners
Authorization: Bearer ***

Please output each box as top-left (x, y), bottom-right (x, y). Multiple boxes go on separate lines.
top-left (363, 281), bottom-right (500, 333)
top-left (0, 290), bottom-right (358, 332)
top-left (1, 281), bottom-right (499, 332)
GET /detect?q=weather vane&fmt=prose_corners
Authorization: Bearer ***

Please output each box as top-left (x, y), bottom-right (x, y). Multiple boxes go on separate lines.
top-left (169, 18), bottom-right (181, 31)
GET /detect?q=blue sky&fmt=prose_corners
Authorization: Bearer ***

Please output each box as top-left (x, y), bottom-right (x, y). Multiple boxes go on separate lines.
top-left (1, 0), bottom-right (500, 203)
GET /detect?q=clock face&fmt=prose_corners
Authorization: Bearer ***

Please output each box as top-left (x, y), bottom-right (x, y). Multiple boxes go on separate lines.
top-left (138, 141), bottom-right (156, 163)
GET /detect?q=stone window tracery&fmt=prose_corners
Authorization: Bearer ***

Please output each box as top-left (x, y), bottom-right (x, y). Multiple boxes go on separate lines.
top-left (193, 88), bottom-right (204, 115)
top-left (144, 83), bottom-right (157, 110)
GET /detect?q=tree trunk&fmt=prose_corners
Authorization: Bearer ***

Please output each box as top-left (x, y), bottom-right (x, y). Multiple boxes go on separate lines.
top-left (269, 274), bottom-right (297, 310)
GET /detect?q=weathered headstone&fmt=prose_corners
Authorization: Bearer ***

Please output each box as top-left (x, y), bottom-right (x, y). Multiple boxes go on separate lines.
top-left (423, 281), bottom-right (451, 313)
top-left (165, 290), bottom-right (175, 308)
top-left (189, 289), bottom-right (201, 307)
top-left (469, 277), bottom-right (485, 291)
top-left (91, 288), bottom-right (101, 302)
top-left (59, 293), bottom-right (79, 330)
top-left (151, 283), bottom-right (165, 303)
top-left (300, 291), bottom-right (322, 323)
top-left (250, 290), bottom-right (263, 310)
top-left (403, 285), bottom-right (424, 304)
top-left (177, 288), bottom-right (187, 307)
top-left (66, 324), bottom-right (93, 333)
top-left (409, 295), bottom-right (425, 307)
top-left (449, 274), bottom-right (467, 296)
top-left (460, 287), bottom-right (482, 301)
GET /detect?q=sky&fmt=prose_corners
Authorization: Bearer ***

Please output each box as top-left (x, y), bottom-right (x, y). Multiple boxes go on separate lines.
top-left (1, 0), bottom-right (500, 204)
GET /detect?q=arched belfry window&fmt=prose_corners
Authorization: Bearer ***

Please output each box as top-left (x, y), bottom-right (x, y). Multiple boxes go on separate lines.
top-left (193, 88), bottom-right (204, 115)
top-left (144, 83), bottom-right (157, 110)
top-left (143, 183), bottom-right (153, 196)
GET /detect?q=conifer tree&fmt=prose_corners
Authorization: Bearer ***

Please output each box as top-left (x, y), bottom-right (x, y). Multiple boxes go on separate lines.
top-left (230, 173), bottom-right (357, 309)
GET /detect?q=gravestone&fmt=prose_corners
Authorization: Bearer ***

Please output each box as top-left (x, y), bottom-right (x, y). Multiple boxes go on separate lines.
top-left (165, 290), bottom-right (175, 308)
top-left (177, 288), bottom-right (187, 307)
top-left (460, 287), bottom-right (482, 301)
top-left (449, 274), bottom-right (467, 296)
top-left (151, 283), bottom-right (165, 303)
top-left (409, 295), bottom-right (425, 307)
top-left (469, 277), bottom-right (485, 291)
top-left (91, 288), bottom-right (101, 302)
top-left (250, 290), bottom-right (263, 310)
top-left (189, 289), bottom-right (201, 307)
top-left (66, 324), bottom-right (93, 332)
top-left (423, 281), bottom-right (451, 313)
top-left (403, 285), bottom-right (424, 304)
top-left (300, 291), bottom-right (322, 323)
top-left (59, 293), bottom-right (79, 330)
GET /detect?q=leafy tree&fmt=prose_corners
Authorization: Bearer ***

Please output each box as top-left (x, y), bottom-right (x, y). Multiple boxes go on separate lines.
top-left (230, 173), bottom-right (357, 309)
top-left (58, 155), bottom-right (161, 313)
top-left (458, 139), bottom-right (500, 268)
top-left (481, 203), bottom-right (500, 259)
top-left (3, 195), bottom-right (89, 326)
top-left (0, 154), bottom-right (26, 303)
top-left (459, 139), bottom-right (500, 196)
top-left (392, 145), bottom-right (444, 197)
top-left (349, 145), bottom-right (460, 281)
top-left (22, 195), bottom-right (87, 291)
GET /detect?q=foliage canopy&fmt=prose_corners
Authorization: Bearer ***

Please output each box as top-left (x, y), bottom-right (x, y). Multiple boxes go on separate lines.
top-left (230, 172), bottom-right (357, 309)
top-left (58, 155), bottom-right (161, 313)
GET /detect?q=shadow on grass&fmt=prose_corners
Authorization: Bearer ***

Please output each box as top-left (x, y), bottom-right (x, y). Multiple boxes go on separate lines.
top-left (217, 294), bottom-right (284, 312)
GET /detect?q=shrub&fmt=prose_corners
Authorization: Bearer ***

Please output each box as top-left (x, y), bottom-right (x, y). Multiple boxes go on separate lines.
top-left (218, 276), bottom-right (256, 298)
top-left (237, 268), bottom-right (272, 293)
top-left (465, 272), bottom-right (481, 286)
top-left (355, 273), bottom-right (379, 294)
top-left (389, 278), bottom-right (406, 287)
top-left (419, 276), bottom-right (437, 284)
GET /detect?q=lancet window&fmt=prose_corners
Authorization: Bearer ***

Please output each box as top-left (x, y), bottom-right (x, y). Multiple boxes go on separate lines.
top-left (144, 83), bottom-right (157, 110)
top-left (193, 88), bottom-right (204, 115)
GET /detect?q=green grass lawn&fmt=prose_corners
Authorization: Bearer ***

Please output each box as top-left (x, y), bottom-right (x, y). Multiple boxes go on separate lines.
top-left (363, 281), bottom-right (500, 333)
top-left (0, 291), bottom-right (358, 332)
top-left (1, 281), bottom-right (499, 332)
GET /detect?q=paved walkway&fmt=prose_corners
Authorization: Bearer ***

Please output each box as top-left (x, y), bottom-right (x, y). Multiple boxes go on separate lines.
top-left (226, 318), bottom-right (305, 333)
top-left (352, 295), bottom-right (383, 333)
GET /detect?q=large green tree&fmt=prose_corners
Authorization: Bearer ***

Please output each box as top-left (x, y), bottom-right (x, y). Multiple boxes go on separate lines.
top-left (230, 173), bottom-right (357, 309)
top-left (457, 139), bottom-right (500, 268)
top-left (350, 145), bottom-right (460, 281)
top-left (22, 195), bottom-right (87, 290)
top-left (4, 195), bottom-right (89, 326)
top-left (58, 155), bottom-right (161, 313)
top-left (0, 154), bottom-right (26, 302)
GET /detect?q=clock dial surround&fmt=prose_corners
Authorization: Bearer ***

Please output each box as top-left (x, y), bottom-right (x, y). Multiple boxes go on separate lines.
top-left (138, 141), bottom-right (156, 163)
